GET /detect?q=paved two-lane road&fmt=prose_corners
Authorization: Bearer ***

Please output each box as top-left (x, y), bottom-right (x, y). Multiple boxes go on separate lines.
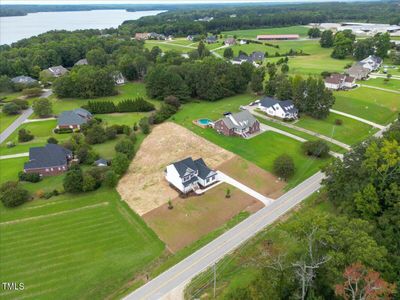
top-left (0, 108), bottom-right (33, 144)
top-left (124, 171), bottom-right (325, 300)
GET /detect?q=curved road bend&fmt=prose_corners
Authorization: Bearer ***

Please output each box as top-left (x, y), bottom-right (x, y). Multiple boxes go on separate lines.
top-left (124, 171), bottom-right (325, 300)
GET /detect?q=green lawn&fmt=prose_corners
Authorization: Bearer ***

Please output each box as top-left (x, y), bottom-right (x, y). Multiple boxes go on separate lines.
top-left (0, 120), bottom-right (71, 156)
top-left (97, 112), bottom-right (149, 126)
top-left (222, 25), bottom-right (309, 39)
top-left (362, 78), bottom-right (400, 92)
top-left (0, 188), bottom-right (164, 300)
top-left (0, 113), bottom-right (19, 134)
top-left (215, 39), bottom-right (354, 76)
top-left (30, 82), bottom-right (156, 118)
top-left (333, 87), bottom-right (400, 125)
top-left (144, 40), bottom-right (195, 53)
top-left (174, 95), bottom-right (330, 189)
top-left (0, 157), bottom-right (26, 184)
top-left (295, 112), bottom-right (377, 145)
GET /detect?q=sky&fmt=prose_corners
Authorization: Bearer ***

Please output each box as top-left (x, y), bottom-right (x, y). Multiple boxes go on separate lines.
top-left (1, 0), bottom-right (349, 4)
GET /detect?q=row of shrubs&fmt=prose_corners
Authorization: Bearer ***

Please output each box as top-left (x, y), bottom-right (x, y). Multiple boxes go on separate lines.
top-left (2, 99), bottom-right (29, 115)
top-left (82, 97), bottom-right (155, 114)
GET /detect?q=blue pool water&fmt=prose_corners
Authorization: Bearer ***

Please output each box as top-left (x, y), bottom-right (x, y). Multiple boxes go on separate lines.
top-left (198, 119), bottom-right (212, 125)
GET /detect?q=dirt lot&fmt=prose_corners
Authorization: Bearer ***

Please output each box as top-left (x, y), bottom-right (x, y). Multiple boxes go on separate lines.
top-left (117, 122), bottom-right (235, 215)
top-left (218, 156), bottom-right (286, 199)
top-left (143, 183), bottom-right (263, 252)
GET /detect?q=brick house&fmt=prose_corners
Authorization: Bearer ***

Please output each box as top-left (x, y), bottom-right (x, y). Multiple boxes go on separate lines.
top-left (214, 110), bottom-right (260, 138)
top-left (57, 108), bottom-right (92, 130)
top-left (24, 144), bottom-right (73, 176)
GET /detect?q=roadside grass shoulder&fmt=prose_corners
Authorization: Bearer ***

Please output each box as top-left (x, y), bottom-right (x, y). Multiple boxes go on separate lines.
top-left (294, 112), bottom-right (377, 145)
top-left (256, 117), bottom-right (347, 154)
top-left (0, 188), bottom-right (164, 300)
top-left (333, 87), bottom-right (400, 125)
top-left (184, 191), bottom-right (335, 299)
top-left (0, 113), bottom-right (19, 134)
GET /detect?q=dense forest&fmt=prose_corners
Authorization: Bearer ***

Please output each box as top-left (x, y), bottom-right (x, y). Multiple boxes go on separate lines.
top-left (120, 2), bottom-right (400, 36)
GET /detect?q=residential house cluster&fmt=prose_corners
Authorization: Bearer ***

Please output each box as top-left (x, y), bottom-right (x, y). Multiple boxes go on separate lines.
top-left (324, 74), bottom-right (356, 90)
top-left (134, 32), bottom-right (172, 41)
top-left (346, 55), bottom-right (383, 80)
top-left (165, 157), bottom-right (218, 194)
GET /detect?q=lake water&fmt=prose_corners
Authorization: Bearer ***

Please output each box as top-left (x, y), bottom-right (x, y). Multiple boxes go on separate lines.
top-left (0, 9), bottom-right (165, 45)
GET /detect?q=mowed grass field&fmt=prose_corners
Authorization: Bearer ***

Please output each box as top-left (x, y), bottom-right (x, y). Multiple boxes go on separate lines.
top-left (0, 188), bottom-right (164, 300)
top-left (222, 25), bottom-right (309, 39)
top-left (295, 112), bottom-right (377, 145)
top-left (174, 95), bottom-right (330, 189)
top-left (333, 87), bottom-right (400, 125)
top-left (362, 78), bottom-right (400, 92)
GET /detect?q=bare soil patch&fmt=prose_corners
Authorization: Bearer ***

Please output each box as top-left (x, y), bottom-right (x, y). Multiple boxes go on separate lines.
top-left (143, 183), bottom-right (262, 252)
top-left (117, 122), bottom-right (235, 215)
top-left (218, 156), bottom-right (286, 199)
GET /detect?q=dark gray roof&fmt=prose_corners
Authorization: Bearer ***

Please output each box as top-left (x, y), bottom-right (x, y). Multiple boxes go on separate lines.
top-left (260, 97), bottom-right (298, 114)
top-left (250, 51), bottom-right (265, 61)
top-left (193, 158), bottom-right (215, 180)
top-left (57, 108), bottom-right (91, 126)
top-left (47, 65), bottom-right (68, 76)
top-left (182, 176), bottom-right (199, 187)
top-left (24, 144), bottom-right (72, 169)
top-left (206, 36), bottom-right (217, 42)
top-left (219, 110), bottom-right (258, 131)
top-left (173, 157), bottom-right (198, 178)
top-left (11, 76), bottom-right (37, 84)
top-left (173, 157), bottom-right (216, 180)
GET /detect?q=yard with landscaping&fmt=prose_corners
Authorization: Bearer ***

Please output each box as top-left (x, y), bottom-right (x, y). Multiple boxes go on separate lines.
top-left (0, 188), bottom-right (164, 300)
top-left (333, 87), bottom-right (400, 125)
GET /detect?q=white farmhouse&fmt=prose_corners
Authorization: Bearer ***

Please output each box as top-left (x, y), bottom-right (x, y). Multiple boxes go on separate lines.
top-left (257, 97), bottom-right (299, 120)
top-left (165, 157), bottom-right (218, 194)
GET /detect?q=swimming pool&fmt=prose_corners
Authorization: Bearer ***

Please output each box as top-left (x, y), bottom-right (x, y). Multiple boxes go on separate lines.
top-left (197, 118), bottom-right (212, 126)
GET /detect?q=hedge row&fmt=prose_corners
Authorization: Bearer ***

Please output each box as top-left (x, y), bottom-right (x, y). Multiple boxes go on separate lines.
top-left (83, 97), bottom-right (155, 114)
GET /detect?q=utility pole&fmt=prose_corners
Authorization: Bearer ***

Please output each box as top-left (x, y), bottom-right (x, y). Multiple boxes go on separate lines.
top-left (213, 263), bottom-right (216, 298)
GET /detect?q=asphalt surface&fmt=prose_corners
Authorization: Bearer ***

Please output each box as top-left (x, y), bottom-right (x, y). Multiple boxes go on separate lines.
top-left (0, 108), bottom-right (33, 144)
top-left (124, 171), bottom-right (325, 300)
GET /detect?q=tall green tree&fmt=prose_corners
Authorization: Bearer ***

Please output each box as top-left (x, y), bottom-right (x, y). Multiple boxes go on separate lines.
top-left (320, 30), bottom-right (334, 48)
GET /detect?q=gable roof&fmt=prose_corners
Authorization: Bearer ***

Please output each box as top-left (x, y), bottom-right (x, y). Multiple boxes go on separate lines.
top-left (24, 144), bottom-right (72, 169)
top-left (75, 58), bottom-right (88, 66)
top-left (11, 76), bottom-right (37, 84)
top-left (172, 157), bottom-right (216, 180)
top-left (361, 55), bottom-right (382, 64)
top-left (260, 97), bottom-right (298, 114)
top-left (57, 108), bottom-right (92, 126)
top-left (47, 65), bottom-right (68, 76)
top-left (250, 51), bottom-right (265, 61)
top-left (219, 110), bottom-right (258, 131)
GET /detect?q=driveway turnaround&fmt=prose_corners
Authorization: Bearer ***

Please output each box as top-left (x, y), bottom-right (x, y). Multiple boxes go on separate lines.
top-left (123, 171), bottom-right (325, 300)
top-left (0, 108), bottom-right (33, 143)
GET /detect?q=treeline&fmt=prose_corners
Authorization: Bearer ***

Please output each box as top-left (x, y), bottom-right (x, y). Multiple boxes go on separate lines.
top-left (53, 66), bottom-right (116, 99)
top-left (145, 56), bottom-right (253, 101)
top-left (0, 30), bottom-right (145, 79)
top-left (83, 98), bottom-right (155, 114)
top-left (120, 2), bottom-right (400, 36)
top-left (320, 30), bottom-right (392, 60)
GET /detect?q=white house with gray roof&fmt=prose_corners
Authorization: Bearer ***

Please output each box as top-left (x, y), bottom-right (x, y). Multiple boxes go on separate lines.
top-left (57, 108), bottom-right (92, 130)
top-left (165, 157), bottom-right (218, 194)
top-left (257, 97), bottom-right (299, 120)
